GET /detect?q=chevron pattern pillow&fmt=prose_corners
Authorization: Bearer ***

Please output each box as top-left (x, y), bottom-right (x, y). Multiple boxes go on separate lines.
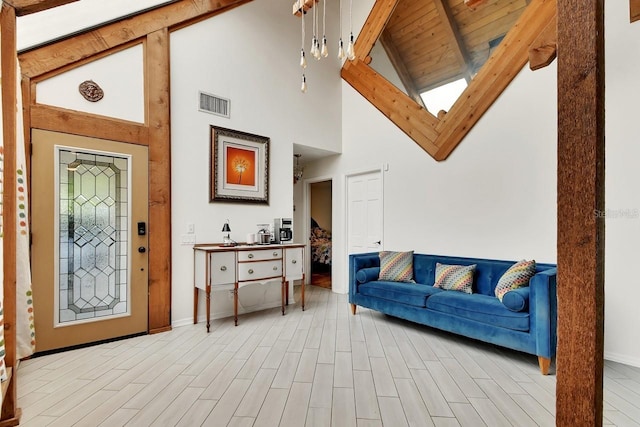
top-left (434, 263), bottom-right (476, 294)
top-left (378, 251), bottom-right (414, 282)
top-left (495, 259), bottom-right (536, 302)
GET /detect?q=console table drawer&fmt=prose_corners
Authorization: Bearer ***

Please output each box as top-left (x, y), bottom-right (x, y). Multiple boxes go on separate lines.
top-left (238, 249), bottom-right (282, 262)
top-left (210, 252), bottom-right (236, 285)
top-left (238, 260), bottom-right (282, 281)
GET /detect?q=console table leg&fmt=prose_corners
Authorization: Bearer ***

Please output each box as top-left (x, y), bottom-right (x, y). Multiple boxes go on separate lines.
top-left (281, 279), bottom-right (286, 315)
top-left (234, 283), bottom-right (238, 326)
top-left (206, 285), bottom-right (211, 332)
top-left (193, 288), bottom-right (198, 325)
top-left (301, 274), bottom-right (305, 311)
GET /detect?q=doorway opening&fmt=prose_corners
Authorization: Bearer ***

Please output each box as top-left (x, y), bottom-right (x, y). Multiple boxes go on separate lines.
top-left (309, 180), bottom-right (333, 289)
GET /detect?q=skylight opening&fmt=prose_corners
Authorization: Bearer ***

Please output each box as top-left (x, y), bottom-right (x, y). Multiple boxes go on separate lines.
top-left (420, 78), bottom-right (468, 115)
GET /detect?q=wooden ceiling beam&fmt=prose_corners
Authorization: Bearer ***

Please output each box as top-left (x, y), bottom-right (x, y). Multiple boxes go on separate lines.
top-left (433, 0), bottom-right (474, 82)
top-left (19, 0), bottom-right (251, 79)
top-left (292, 0), bottom-right (318, 17)
top-left (529, 12), bottom-right (557, 70)
top-left (354, 0), bottom-right (400, 61)
top-left (631, 0), bottom-right (640, 23)
top-left (379, 31), bottom-right (427, 110)
top-left (342, 59), bottom-right (440, 155)
top-left (4, 0), bottom-right (78, 16)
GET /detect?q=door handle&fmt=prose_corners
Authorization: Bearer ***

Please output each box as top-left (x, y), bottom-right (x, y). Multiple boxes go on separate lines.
top-left (138, 246), bottom-right (146, 253)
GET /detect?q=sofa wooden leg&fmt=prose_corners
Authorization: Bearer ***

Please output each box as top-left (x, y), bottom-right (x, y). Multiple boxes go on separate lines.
top-left (350, 303), bottom-right (357, 315)
top-left (538, 356), bottom-right (551, 375)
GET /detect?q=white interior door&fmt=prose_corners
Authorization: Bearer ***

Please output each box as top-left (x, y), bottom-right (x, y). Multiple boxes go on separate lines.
top-left (347, 170), bottom-right (383, 255)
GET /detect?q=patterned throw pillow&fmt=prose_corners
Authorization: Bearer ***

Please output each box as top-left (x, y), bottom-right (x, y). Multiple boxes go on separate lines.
top-left (378, 251), bottom-right (414, 282)
top-left (494, 259), bottom-right (536, 302)
top-left (433, 263), bottom-right (476, 294)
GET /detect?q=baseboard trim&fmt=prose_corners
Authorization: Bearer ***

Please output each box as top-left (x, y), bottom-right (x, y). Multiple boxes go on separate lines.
top-left (605, 351), bottom-right (640, 368)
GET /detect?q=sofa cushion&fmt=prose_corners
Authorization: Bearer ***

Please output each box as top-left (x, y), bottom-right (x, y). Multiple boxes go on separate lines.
top-left (494, 259), bottom-right (536, 301)
top-left (426, 291), bottom-right (530, 331)
top-left (379, 251), bottom-right (414, 282)
top-left (502, 287), bottom-right (530, 312)
top-left (356, 267), bottom-right (380, 284)
top-left (358, 281), bottom-right (441, 308)
top-left (434, 263), bottom-right (476, 294)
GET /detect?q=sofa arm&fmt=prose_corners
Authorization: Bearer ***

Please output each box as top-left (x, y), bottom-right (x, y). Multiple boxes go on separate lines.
top-left (529, 268), bottom-right (558, 360)
top-left (349, 253), bottom-right (380, 302)
top-left (356, 267), bottom-right (380, 284)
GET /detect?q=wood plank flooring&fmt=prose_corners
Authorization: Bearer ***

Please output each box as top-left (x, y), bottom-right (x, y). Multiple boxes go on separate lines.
top-left (17, 286), bottom-right (640, 426)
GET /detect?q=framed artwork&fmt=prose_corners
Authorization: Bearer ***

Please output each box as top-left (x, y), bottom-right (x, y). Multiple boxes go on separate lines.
top-left (210, 126), bottom-right (269, 204)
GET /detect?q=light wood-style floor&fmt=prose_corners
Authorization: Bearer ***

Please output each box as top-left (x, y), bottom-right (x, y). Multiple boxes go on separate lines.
top-left (17, 286), bottom-right (640, 426)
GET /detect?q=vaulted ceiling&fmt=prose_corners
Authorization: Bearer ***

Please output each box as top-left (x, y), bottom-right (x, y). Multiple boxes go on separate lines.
top-left (379, 0), bottom-right (529, 96)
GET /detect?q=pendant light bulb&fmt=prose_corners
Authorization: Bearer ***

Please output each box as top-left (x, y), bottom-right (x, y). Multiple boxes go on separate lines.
top-left (321, 36), bottom-right (329, 57)
top-left (301, 74), bottom-right (308, 93)
top-left (300, 49), bottom-right (307, 69)
top-left (347, 32), bottom-right (356, 60)
top-left (338, 38), bottom-right (345, 59)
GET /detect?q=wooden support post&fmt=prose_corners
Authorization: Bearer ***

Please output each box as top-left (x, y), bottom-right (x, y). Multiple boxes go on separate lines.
top-left (0, 3), bottom-right (21, 426)
top-left (556, 0), bottom-right (605, 425)
top-left (147, 29), bottom-right (172, 334)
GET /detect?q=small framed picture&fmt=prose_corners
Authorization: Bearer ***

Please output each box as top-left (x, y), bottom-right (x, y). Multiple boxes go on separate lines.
top-left (210, 126), bottom-right (269, 204)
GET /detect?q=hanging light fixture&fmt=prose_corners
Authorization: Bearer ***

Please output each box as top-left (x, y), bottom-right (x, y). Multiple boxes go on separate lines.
top-left (293, 154), bottom-right (304, 183)
top-left (293, 0), bottom-right (355, 91)
top-left (346, 0), bottom-right (356, 60)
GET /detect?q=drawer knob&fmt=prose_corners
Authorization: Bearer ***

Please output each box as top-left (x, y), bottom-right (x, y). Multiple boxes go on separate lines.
top-left (273, 266), bottom-right (278, 271)
top-left (220, 266), bottom-right (227, 272)
top-left (248, 254), bottom-right (254, 259)
top-left (292, 260), bottom-right (297, 264)
top-left (248, 269), bottom-right (254, 274)
top-left (273, 252), bottom-right (278, 257)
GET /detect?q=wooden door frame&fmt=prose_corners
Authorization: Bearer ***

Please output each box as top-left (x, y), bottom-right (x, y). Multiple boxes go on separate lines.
top-left (303, 175), bottom-right (334, 288)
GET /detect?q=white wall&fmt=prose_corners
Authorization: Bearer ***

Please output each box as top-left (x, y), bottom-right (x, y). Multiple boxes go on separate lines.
top-left (297, 0), bottom-right (640, 366)
top-left (603, 1), bottom-right (640, 366)
top-left (170, 0), bottom-right (342, 326)
top-left (36, 45), bottom-right (145, 123)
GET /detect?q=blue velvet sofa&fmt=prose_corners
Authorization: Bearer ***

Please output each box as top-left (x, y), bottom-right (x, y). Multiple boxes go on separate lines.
top-left (349, 252), bottom-right (557, 374)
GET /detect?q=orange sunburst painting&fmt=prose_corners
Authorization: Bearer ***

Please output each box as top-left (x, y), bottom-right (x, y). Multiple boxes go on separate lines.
top-left (226, 146), bottom-right (256, 186)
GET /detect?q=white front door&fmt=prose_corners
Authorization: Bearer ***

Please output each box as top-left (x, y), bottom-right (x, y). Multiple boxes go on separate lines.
top-left (347, 170), bottom-right (383, 255)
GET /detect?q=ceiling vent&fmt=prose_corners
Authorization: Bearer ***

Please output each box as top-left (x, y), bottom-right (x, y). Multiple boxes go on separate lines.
top-left (199, 91), bottom-right (230, 118)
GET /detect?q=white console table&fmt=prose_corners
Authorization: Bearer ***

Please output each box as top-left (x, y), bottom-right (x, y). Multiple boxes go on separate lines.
top-left (193, 243), bottom-right (305, 331)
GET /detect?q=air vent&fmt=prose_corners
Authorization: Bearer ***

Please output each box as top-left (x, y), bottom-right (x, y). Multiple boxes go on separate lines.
top-left (199, 91), bottom-right (230, 118)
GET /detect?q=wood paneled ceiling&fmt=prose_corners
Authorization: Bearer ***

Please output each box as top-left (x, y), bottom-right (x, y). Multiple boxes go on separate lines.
top-left (379, 0), bottom-right (529, 95)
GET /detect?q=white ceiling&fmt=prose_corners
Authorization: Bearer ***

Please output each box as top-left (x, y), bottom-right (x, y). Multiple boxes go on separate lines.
top-left (293, 144), bottom-right (340, 165)
top-left (17, 0), bottom-right (175, 51)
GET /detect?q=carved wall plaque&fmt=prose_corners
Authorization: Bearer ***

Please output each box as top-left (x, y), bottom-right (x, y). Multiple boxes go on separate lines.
top-left (78, 80), bottom-right (104, 102)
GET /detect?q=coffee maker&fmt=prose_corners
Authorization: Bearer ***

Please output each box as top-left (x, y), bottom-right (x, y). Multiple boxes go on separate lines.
top-left (274, 218), bottom-right (293, 244)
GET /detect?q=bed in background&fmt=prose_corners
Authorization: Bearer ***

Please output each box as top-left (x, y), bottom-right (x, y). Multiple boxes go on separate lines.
top-left (310, 218), bottom-right (332, 271)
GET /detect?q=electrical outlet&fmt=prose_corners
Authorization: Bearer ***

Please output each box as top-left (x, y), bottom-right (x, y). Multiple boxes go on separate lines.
top-left (187, 223), bottom-right (195, 234)
top-left (181, 234), bottom-right (196, 245)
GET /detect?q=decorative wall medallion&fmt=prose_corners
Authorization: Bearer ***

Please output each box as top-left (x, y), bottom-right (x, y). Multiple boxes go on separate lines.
top-left (78, 80), bottom-right (104, 102)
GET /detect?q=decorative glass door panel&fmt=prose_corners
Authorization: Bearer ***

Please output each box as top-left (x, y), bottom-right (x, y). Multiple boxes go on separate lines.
top-left (31, 130), bottom-right (148, 352)
top-left (57, 149), bottom-right (130, 325)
